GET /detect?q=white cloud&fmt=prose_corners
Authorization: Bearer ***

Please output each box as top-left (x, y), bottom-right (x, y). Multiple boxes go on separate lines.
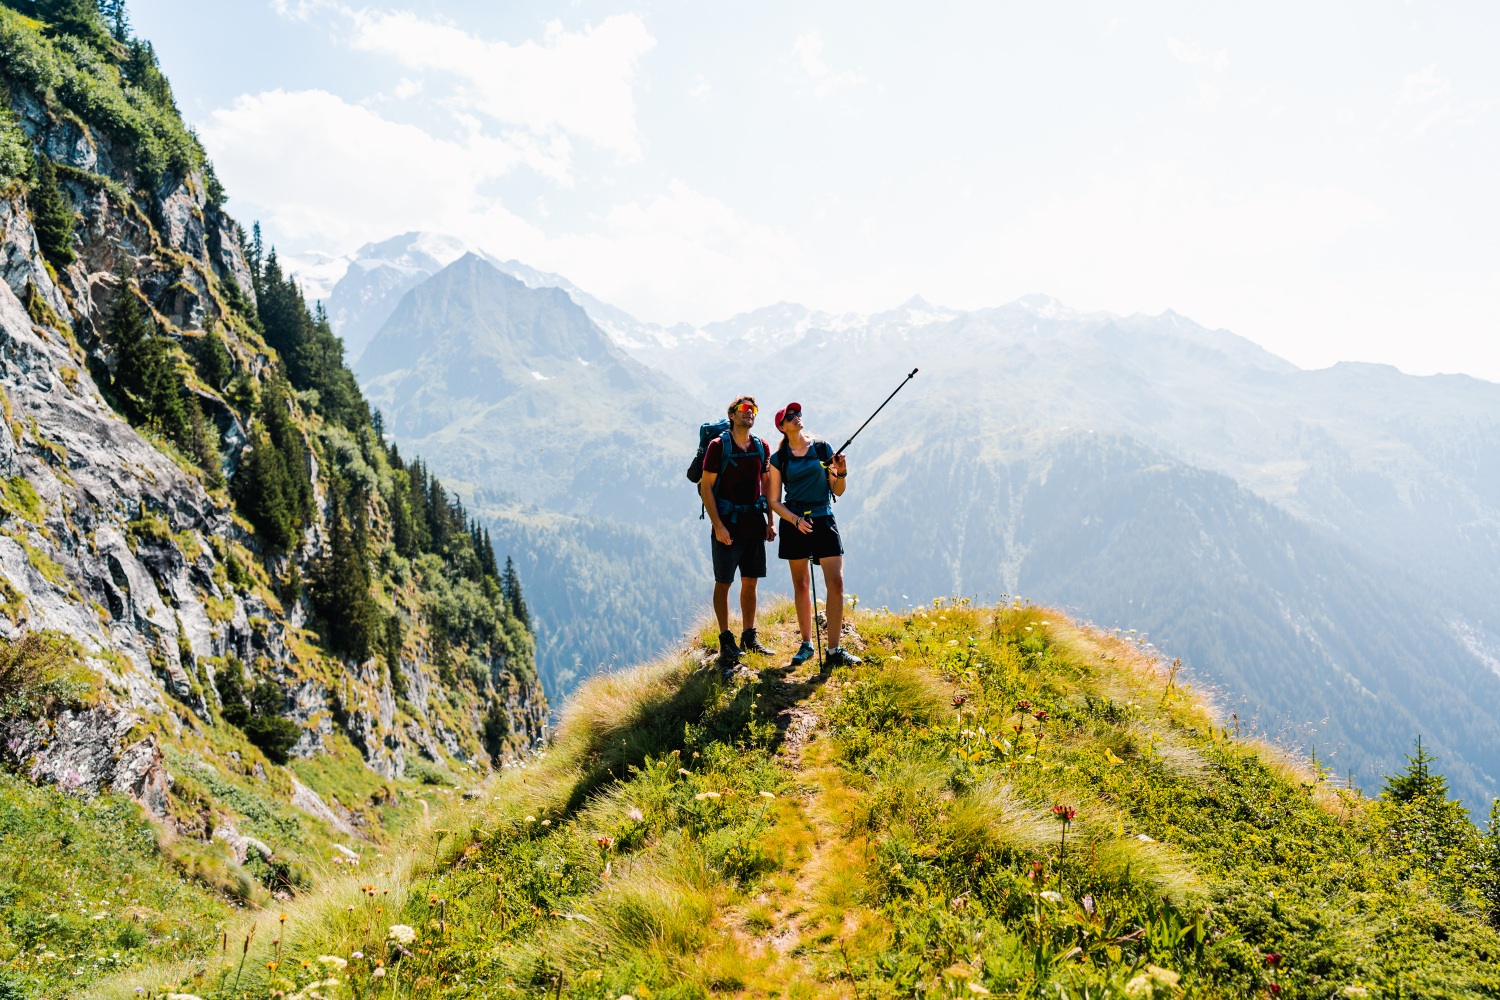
top-left (346, 12), bottom-right (655, 159)
top-left (793, 33), bottom-right (866, 99)
top-left (1388, 65), bottom-right (1492, 136)
top-left (545, 181), bottom-right (803, 323)
top-left (1167, 37), bottom-right (1229, 72)
top-left (689, 74), bottom-right (712, 104)
top-left (200, 89), bottom-right (547, 263)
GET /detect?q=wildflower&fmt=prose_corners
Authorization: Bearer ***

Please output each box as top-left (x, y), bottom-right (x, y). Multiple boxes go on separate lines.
top-left (541, 819), bottom-right (552, 826)
top-left (947, 639), bottom-right (959, 646)
top-left (351, 952), bottom-right (363, 960)
top-left (524, 816), bottom-right (536, 824)
top-left (1039, 621), bottom-right (1050, 626)
top-left (965, 982), bottom-right (990, 995)
top-left (1269, 986), bottom-right (1281, 995)
top-left (694, 791), bottom-right (721, 800)
top-left (1265, 953), bottom-right (1282, 967)
top-left (1051, 804), bottom-right (1076, 823)
top-left (626, 807), bottom-right (645, 822)
top-left (952, 694), bottom-right (967, 707)
top-left (1015, 701), bottom-right (1031, 711)
top-left (677, 768), bottom-right (692, 776)
top-left (760, 790), bottom-right (776, 799)
top-left (1040, 891), bottom-right (1063, 903)
top-left (1033, 710), bottom-right (1048, 722)
top-left (371, 968), bottom-right (386, 979)
top-left (387, 924), bottom-right (417, 944)
top-left (318, 956), bottom-right (348, 970)
top-left (596, 836), bottom-right (614, 850)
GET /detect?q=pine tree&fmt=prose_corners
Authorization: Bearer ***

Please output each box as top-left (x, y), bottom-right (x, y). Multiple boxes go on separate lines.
top-left (311, 485), bottom-right (379, 661)
top-left (194, 328), bottom-right (232, 389)
top-left (98, 0), bottom-right (129, 41)
top-left (502, 556), bottom-right (530, 628)
top-left (232, 422), bottom-right (298, 552)
top-left (107, 284), bottom-right (197, 452)
top-left (27, 153), bottom-right (75, 268)
top-left (1383, 736), bottom-right (1448, 804)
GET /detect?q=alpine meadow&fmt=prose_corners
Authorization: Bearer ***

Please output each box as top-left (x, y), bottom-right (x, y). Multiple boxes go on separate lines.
top-left (0, 3), bottom-right (1498, 1000)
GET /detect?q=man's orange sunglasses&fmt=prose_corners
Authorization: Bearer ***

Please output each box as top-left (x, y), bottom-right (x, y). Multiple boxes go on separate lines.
top-left (734, 403), bottom-right (757, 414)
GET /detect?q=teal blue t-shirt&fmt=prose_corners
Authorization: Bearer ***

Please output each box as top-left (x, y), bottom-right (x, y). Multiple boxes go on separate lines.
top-left (771, 440), bottom-right (833, 510)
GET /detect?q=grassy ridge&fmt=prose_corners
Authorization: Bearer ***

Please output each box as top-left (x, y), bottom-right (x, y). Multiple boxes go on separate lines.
top-left (89, 601), bottom-right (1500, 999)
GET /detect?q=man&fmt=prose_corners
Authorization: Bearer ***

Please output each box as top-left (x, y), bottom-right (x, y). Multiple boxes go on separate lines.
top-left (699, 395), bottom-right (776, 670)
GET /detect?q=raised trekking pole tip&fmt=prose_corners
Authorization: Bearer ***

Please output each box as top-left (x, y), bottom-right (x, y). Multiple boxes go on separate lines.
top-left (835, 366), bottom-right (921, 456)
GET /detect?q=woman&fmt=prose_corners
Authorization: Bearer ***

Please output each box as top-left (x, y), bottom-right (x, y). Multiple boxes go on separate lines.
top-left (767, 401), bottom-right (861, 668)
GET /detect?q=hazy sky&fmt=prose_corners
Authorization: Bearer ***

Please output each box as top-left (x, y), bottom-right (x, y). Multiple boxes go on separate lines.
top-left (132, 1), bottom-right (1499, 379)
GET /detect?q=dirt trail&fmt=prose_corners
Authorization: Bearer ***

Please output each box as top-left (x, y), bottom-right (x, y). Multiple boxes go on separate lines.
top-left (720, 613), bottom-right (869, 974)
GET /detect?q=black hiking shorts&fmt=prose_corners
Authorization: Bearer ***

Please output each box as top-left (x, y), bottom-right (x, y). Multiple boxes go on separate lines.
top-left (712, 532), bottom-right (767, 584)
top-left (777, 514), bottom-right (844, 563)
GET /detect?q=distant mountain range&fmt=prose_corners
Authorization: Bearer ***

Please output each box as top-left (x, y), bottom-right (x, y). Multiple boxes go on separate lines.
top-left (315, 232), bottom-right (1500, 808)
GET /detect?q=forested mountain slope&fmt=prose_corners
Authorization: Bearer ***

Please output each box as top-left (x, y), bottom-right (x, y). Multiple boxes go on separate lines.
top-left (0, 4), bottom-right (545, 993)
top-left (90, 602), bottom-right (1500, 1000)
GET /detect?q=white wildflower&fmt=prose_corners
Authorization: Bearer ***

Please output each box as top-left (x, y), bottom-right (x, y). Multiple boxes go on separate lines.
top-left (387, 924), bottom-right (417, 944)
top-left (626, 807), bottom-right (645, 822)
top-left (318, 955), bottom-right (348, 970)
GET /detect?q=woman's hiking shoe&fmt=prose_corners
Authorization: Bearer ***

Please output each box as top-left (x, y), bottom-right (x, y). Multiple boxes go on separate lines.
top-left (717, 630), bottom-right (740, 666)
top-left (790, 640), bottom-right (816, 667)
top-left (740, 628), bottom-right (774, 655)
top-left (825, 646), bottom-right (862, 668)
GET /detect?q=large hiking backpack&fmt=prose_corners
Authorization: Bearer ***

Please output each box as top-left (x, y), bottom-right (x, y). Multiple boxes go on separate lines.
top-left (688, 421), bottom-right (768, 519)
top-left (686, 418), bottom-right (732, 484)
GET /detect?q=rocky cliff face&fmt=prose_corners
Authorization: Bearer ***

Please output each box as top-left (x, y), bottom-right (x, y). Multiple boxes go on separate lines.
top-left (0, 18), bottom-right (546, 849)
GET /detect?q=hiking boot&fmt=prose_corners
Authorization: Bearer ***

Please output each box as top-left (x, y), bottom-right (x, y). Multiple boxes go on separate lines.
top-left (825, 646), bottom-right (862, 668)
top-left (717, 630), bottom-right (740, 666)
top-left (790, 640), bottom-right (816, 667)
top-left (740, 628), bottom-right (774, 656)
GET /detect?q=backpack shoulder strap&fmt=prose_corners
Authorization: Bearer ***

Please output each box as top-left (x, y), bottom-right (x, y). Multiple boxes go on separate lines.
top-left (716, 430), bottom-right (735, 478)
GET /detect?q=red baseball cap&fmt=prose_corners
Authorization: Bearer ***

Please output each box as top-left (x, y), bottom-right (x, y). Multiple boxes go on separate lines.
top-left (774, 402), bottom-right (802, 427)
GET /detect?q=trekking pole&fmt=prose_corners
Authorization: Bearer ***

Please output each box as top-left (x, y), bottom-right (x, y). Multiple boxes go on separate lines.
top-left (835, 368), bottom-right (919, 456)
top-left (806, 514), bottom-right (824, 672)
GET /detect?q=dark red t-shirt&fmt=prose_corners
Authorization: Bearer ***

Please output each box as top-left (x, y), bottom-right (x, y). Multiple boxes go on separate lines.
top-left (702, 434), bottom-right (768, 539)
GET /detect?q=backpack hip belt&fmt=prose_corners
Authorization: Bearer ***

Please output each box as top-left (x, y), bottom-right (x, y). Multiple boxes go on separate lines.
top-left (716, 495), bottom-right (769, 524)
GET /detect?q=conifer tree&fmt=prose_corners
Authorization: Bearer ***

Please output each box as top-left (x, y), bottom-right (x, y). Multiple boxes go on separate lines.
top-left (1383, 736), bottom-right (1448, 803)
top-left (194, 328), bottom-right (232, 389)
top-left (232, 422), bottom-right (298, 552)
top-left (27, 153), bottom-right (75, 268)
top-left (502, 556), bottom-right (529, 628)
top-left (311, 485), bottom-right (379, 661)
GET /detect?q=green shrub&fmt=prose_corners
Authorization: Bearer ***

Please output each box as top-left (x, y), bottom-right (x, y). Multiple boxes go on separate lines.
top-left (0, 106), bottom-right (28, 194)
top-left (213, 661), bottom-right (301, 765)
top-left (0, 629), bottom-right (95, 717)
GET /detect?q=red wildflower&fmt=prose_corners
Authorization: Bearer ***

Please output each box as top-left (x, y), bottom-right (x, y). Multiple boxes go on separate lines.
top-left (1034, 710), bottom-right (1049, 722)
top-left (952, 694), bottom-right (967, 707)
top-left (1015, 700), bottom-right (1032, 711)
top-left (1051, 804), bottom-right (1076, 823)
top-left (1264, 953), bottom-right (1282, 967)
